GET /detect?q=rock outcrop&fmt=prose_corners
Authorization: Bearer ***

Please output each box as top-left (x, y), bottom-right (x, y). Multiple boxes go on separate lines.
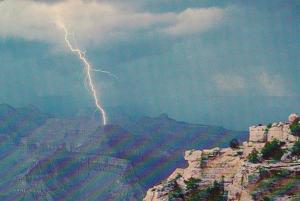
top-left (144, 114), bottom-right (300, 201)
top-left (249, 122), bottom-right (298, 144)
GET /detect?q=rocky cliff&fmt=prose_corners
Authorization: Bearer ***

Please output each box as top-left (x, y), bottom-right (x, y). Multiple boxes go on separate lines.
top-left (13, 147), bottom-right (144, 201)
top-left (144, 114), bottom-right (300, 201)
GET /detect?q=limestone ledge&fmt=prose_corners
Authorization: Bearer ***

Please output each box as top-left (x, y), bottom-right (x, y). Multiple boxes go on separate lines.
top-left (144, 114), bottom-right (300, 201)
top-left (143, 144), bottom-right (300, 201)
top-left (143, 147), bottom-right (243, 201)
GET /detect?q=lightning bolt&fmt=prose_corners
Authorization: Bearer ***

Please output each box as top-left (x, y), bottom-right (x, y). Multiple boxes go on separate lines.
top-left (57, 21), bottom-right (108, 125)
top-left (91, 68), bottom-right (119, 80)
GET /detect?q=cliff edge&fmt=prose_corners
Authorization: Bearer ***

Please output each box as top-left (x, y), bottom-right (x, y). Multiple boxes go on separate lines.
top-left (144, 114), bottom-right (300, 201)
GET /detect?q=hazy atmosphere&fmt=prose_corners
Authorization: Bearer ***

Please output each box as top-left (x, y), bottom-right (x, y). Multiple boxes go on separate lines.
top-left (0, 0), bottom-right (299, 129)
top-left (1, 1), bottom-right (300, 201)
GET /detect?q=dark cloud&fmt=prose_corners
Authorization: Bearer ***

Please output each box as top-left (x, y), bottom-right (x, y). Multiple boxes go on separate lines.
top-left (0, 0), bottom-right (299, 130)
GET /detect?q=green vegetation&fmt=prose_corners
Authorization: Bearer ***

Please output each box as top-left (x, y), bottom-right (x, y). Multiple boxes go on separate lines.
top-left (175, 173), bottom-right (182, 180)
top-left (251, 170), bottom-right (300, 200)
top-left (261, 139), bottom-right (284, 161)
top-left (248, 149), bottom-right (260, 163)
top-left (229, 138), bottom-right (240, 149)
top-left (258, 167), bottom-right (269, 178)
top-left (168, 181), bottom-right (184, 201)
top-left (184, 177), bottom-right (201, 191)
top-left (290, 121), bottom-right (300, 136)
top-left (263, 196), bottom-right (271, 201)
top-left (185, 179), bottom-right (227, 201)
top-left (264, 123), bottom-right (272, 134)
top-left (291, 140), bottom-right (300, 156)
top-left (206, 180), bottom-right (227, 201)
top-left (275, 169), bottom-right (290, 177)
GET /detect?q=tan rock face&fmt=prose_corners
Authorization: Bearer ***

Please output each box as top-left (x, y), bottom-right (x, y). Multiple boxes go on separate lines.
top-left (182, 150), bottom-right (202, 179)
top-left (249, 122), bottom-right (298, 143)
top-left (288, 113), bottom-right (299, 123)
top-left (144, 147), bottom-right (300, 201)
top-left (168, 168), bottom-right (184, 181)
top-left (201, 149), bottom-right (242, 186)
top-left (249, 126), bottom-right (267, 142)
top-left (144, 114), bottom-right (300, 201)
top-left (143, 150), bottom-right (204, 201)
top-left (143, 147), bottom-right (241, 201)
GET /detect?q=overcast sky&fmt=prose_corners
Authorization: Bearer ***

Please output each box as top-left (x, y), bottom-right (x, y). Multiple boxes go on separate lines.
top-left (0, 0), bottom-right (299, 129)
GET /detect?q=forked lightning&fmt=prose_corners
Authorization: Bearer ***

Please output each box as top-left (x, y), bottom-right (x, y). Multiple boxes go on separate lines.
top-left (57, 21), bottom-right (109, 125)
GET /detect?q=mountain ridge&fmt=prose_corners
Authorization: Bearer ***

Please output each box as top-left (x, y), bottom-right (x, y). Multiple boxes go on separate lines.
top-left (0, 103), bottom-right (247, 200)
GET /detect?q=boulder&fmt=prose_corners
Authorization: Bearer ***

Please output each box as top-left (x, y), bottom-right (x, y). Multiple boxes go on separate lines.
top-left (289, 113), bottom-right (299, 123)
top-left (183, 150), bottom-right (202, 179)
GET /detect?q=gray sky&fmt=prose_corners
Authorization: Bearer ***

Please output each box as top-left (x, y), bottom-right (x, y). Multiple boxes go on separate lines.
top-left (0, 0), bottom-right (299, 129)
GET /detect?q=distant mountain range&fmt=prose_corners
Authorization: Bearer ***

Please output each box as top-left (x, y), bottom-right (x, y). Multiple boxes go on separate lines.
top-left (0, 104), bottom-right (247, 200)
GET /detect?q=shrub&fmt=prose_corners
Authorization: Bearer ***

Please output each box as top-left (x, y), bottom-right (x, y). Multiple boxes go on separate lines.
top-left (267, 123), bottom-right (272, 129)
top-left (258, 167), bottom-right (269, 178)
top-left (290, 122), bottom-right (300, 136)
top-left (168, 181), bottom-right (184, 201)
top-left (185, 179), bottom-right (227, 201)
top-left (248, 149), bottom-right (260, 163)
top-left (275, 169), bottom-right (290, 177)
top-left (184, 177), bottom-right (201, 191)
top-left (291, 140), bottom-right (300, 156)
top-left (229, 138), bottom-right (240, 149)
top-left (261, 139), bottom-right (284, 160)
top-left (264, 123), bottom-right (272, 134)
top-left (206, 180), bottom-right (226, 201)
top-left (175, 173), bottom-right (182, 180)
top-left (263, 196), bottom-right (271, 201)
